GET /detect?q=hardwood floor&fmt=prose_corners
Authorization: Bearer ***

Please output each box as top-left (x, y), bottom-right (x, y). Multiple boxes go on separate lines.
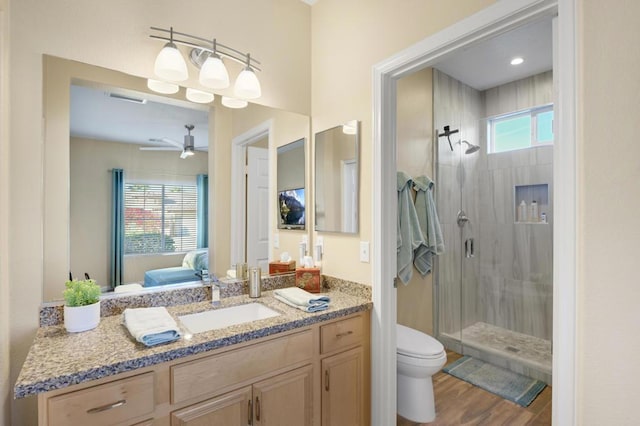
top-left (397, 351), bottom-right (552, 426)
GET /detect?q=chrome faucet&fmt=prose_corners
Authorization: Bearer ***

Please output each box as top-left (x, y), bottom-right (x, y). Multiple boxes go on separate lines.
top-left (209, 274), bottom-right (222, 306)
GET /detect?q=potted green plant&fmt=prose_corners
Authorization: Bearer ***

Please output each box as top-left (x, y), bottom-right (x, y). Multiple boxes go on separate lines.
top-left (63, 279), bottom-right (102, 332)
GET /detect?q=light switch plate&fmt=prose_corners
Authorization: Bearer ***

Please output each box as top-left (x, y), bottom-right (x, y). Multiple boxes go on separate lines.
top-left (360, 241), bottom-right (370, 263)
top-left (302, 235), bottom-right (308, 244)
top-left (273, 233), bottom-right (279, 249)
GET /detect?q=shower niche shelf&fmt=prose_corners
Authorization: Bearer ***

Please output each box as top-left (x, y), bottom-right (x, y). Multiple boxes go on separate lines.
top-left (515, 184), bottom-right (549, 224)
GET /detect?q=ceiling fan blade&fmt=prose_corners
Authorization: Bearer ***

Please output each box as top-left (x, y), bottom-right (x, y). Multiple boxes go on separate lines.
top-left (148, 137), bottom-right (183, 149)
top-left (139, 146), bottom-right (181, 151)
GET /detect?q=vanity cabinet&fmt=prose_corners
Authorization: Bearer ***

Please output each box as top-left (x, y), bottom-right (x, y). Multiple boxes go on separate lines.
top-left (36, 311), bottom-right (369, 426)
top-left (171, 365), bottom-right (312, 426)
top-left (319, 316), bottom-right (368, 426)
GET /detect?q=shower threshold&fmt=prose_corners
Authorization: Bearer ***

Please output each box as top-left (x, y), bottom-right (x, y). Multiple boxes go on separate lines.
top-left (441, 322), bottom-right (552, 383)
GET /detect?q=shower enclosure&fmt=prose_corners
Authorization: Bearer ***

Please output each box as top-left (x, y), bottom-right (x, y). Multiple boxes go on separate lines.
top-left (433, 69), bottom-right (553, 383)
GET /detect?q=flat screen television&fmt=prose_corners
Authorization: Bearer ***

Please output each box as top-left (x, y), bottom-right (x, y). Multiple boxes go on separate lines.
top-left (278, 188), bottom-right (305, 229)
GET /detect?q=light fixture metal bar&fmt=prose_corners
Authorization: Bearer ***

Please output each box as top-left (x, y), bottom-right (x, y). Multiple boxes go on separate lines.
top-left (150, 27), bottom-right (261, 71)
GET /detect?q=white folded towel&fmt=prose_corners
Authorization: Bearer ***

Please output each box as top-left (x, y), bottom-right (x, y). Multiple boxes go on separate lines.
top-left (273, 287), bottom-right (330, 313)
top-left (123, 307), bottom-right (182, 347)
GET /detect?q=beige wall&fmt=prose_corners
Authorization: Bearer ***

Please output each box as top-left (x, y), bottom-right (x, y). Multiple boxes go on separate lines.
top-left (310, 0), bottom-right (494, 284)
top-left (578, 0), bottom-right (640, 424)
top-left (396, 68), bottom-right (435, 336)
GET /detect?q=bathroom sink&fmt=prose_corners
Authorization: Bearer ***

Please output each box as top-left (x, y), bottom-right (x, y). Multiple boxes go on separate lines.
top-left (178, 303), bottom-right (281, 334)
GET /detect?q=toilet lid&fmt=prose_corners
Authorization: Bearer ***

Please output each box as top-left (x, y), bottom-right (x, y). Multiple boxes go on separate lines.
top-left (397, 324), bottom-right (444, 358)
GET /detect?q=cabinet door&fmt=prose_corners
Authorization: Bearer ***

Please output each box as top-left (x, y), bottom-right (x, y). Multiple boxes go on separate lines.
top-left (171, 386), bottom-right (252, 426)
top-left (253, 365), bottom-right (313, 426)
top-left (321, 347), bottom-right (363, 426)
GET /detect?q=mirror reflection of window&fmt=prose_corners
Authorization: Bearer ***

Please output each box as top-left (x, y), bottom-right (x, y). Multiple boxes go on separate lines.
top-left (314, 121), bottom-right (359, 234)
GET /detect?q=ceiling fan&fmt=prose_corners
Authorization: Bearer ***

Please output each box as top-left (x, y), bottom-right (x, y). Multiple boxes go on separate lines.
top-left (140, 124), bottom-right (203, 159)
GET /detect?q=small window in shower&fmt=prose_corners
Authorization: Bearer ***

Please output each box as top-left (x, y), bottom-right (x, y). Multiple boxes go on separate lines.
top-left (487, 104), bottom-right (554, 153)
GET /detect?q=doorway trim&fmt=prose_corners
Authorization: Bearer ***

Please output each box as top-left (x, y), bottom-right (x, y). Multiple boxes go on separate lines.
top-left (230, 120), bottom-right (273, 267)
top-left (371, 0), bottom-right (576, 425)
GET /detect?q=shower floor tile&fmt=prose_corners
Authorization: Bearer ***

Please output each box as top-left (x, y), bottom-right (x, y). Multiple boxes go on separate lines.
top-left (443, 322), bottom-right (552, 375)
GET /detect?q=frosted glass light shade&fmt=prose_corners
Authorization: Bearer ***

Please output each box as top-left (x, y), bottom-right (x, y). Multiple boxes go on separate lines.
top-left (199, 55), bottom-right (230, 89)
top-left (154, 43), bottom-right (188, 82)
top-left (221, 96), bottom-right (248, 109)
top-left (234, 68), bottom-right (261, 99)
top-left (147, 79), bottom-right (179, 94)
top-left (342, 120), bottom-right (358, 135)
top-left (186, 88), bottom-right (214, 104)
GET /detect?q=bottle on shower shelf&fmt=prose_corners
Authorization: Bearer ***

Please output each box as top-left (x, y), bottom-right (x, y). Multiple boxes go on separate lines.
top-left (518, 200), bottom-right (527, 222)
top-left (530, 200), bottom-right (539, 222)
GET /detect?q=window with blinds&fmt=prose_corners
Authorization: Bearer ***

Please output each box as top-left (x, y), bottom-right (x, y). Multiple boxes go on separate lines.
top-left (124, 183), bottom-right (198, 255)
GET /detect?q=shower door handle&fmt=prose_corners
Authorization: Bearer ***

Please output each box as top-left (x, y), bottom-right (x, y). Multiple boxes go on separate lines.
top-left (465, 238), bottom-right (475, 258)
top-left (457, 210), bottom-right (469, 227)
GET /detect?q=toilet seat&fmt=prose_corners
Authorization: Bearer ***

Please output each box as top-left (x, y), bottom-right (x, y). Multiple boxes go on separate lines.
top-left (397, 324), bottom-right (445, 359)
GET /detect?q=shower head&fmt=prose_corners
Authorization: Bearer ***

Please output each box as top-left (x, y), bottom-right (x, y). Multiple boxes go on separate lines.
top-left (461, 140), bottom-right (480, 154)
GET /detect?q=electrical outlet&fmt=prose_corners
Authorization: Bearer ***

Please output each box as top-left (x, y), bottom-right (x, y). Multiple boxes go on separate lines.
top-left (273, 233), bottom-right (279, 249)
top-left (317, 236), bottom-right (324, 253)
top-left (360, 241), bottom-right (370, 263)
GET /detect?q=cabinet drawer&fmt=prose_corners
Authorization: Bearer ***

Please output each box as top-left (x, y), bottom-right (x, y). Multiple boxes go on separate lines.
top-left (171, 330), bottom-right (313, 404)
top-left (47, 372), bottom-right (154, 426)
top-left (321, 315), bottom-right (364, 354)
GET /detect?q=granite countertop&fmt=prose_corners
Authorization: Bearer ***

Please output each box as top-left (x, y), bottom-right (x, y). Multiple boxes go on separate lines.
top-left (14, 288), bottom-right (372, 399)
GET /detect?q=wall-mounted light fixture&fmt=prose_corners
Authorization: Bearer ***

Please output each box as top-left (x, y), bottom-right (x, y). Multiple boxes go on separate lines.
top-left (148, 26), bottom-right (262, 108)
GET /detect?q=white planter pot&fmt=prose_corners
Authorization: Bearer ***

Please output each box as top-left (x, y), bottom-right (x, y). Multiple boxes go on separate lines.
top-left (64, 301), bottom-right (101, 333)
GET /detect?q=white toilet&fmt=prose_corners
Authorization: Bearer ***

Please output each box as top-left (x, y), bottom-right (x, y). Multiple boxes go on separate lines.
top-left (397, 324), bottom-right (447, 423)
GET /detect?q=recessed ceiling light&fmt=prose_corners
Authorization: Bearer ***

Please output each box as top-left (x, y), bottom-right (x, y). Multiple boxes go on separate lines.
top-left (510, 57), bottom-right (524, 66)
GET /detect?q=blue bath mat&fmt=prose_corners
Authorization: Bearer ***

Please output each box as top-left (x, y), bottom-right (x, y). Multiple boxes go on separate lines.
top-left (443, 356), bottom-right (546, 407)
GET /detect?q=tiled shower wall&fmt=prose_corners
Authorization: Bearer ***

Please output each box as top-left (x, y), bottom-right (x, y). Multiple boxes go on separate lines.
top-left (434, 70), bottom-right (554, 342)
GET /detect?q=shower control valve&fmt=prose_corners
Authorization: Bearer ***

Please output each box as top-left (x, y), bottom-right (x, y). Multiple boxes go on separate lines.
top-left (457, 210), bottom-right (470, 227)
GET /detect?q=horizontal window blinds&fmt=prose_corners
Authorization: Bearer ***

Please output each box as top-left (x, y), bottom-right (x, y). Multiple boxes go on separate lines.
top-left (124, 183), bottom-right (197, 254)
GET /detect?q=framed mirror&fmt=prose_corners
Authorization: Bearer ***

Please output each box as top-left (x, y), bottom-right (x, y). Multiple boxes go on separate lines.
top-left (277, 138), bottom-right (306, 230)
top-left (314, 120), bottom-right (359, 233)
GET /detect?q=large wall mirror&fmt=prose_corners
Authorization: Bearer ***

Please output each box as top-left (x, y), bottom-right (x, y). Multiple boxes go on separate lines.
top-left (314, 121), bottom-right (360, 234)
top-left (43, 56), bottom-right (310, 301)
top-left (277, 138), bottom-right (306, 230)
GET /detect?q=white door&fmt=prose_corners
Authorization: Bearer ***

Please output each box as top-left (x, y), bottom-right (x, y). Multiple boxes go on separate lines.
top-left (247, 146), bottom-right (269, 272)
